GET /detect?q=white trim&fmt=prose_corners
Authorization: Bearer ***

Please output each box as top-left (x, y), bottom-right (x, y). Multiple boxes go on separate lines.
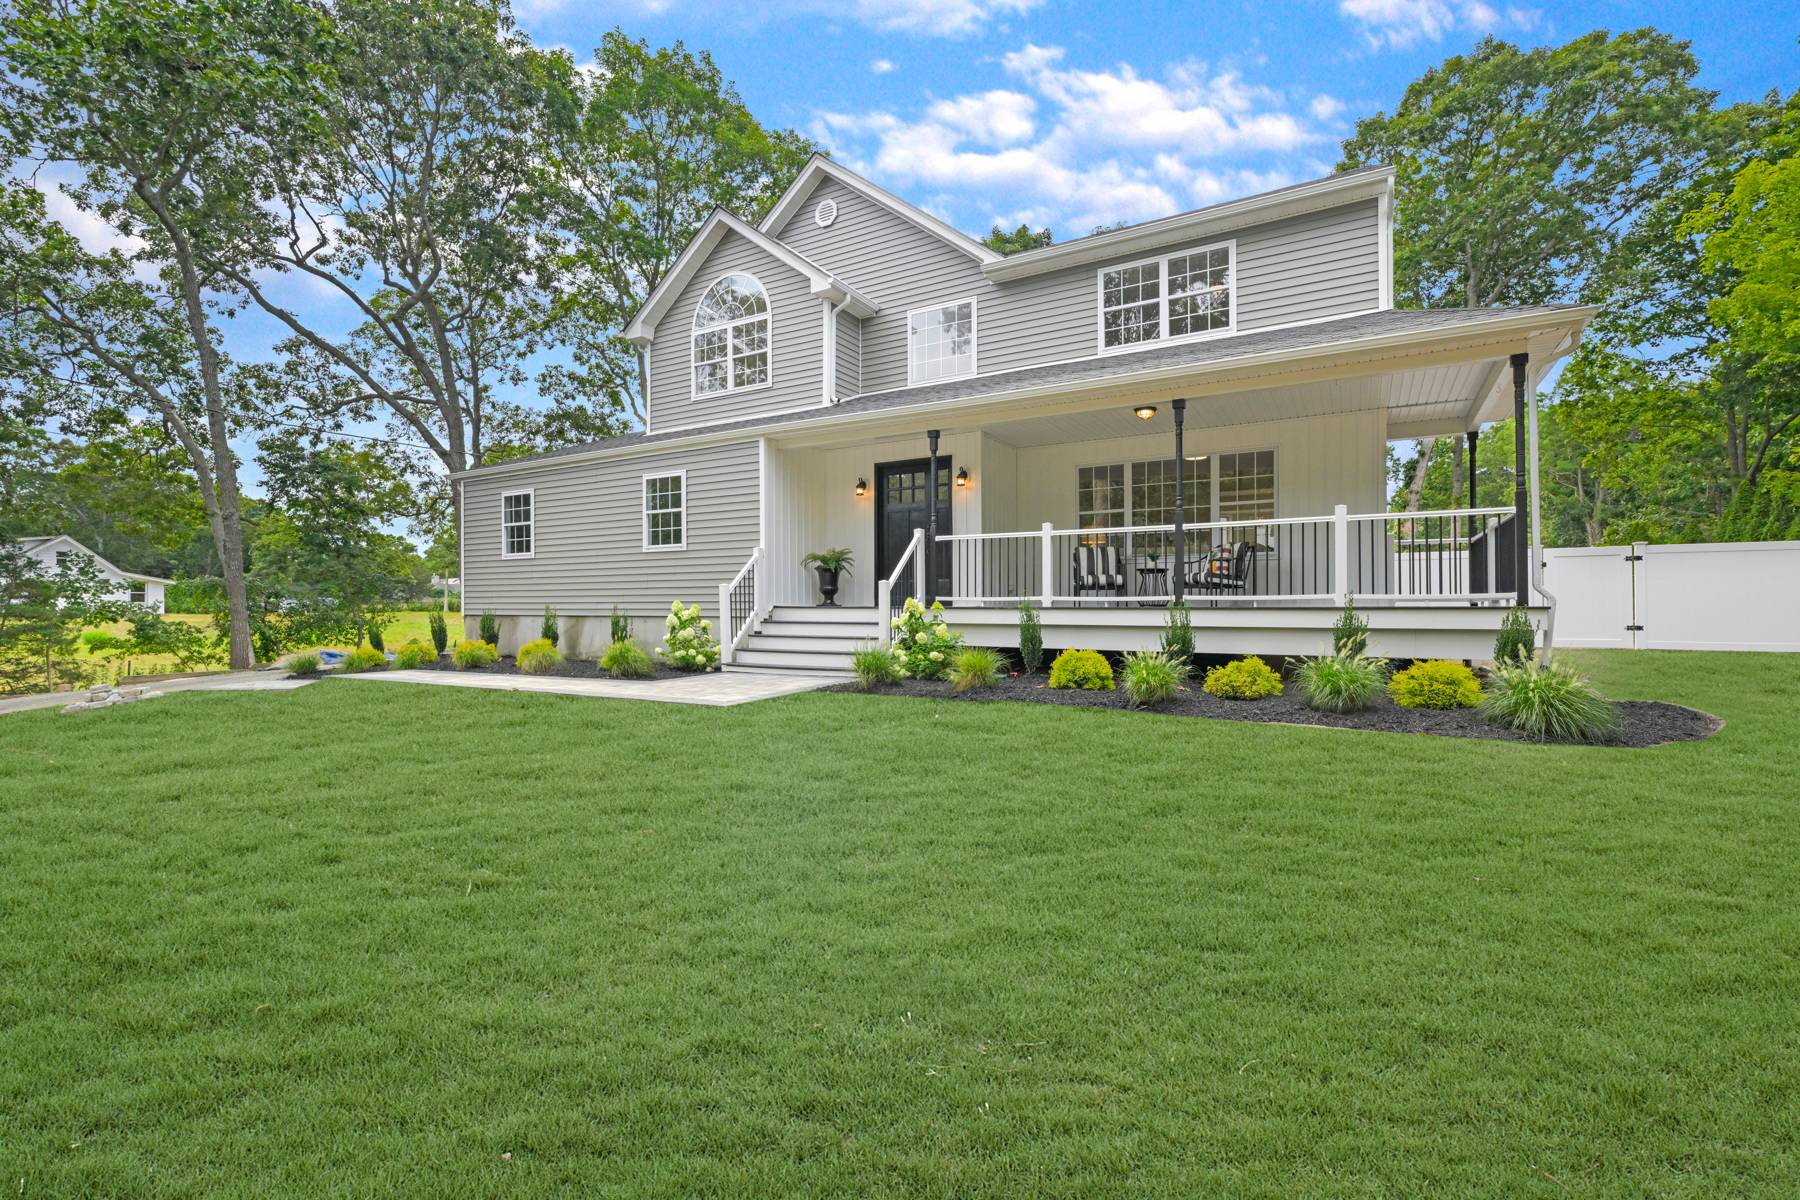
top-left (906, 296), bottom-right (978, 386)
top-left (457, 478), bottom-right (466, 611)
top-left (499, 488), bottom-right (535, 559)
top-left (1376, 187), bottom-right (1394, 310)
top-left (689, 271), bottom-right (774, 402)
top-left (642, 470), bottom-right (687, 552)
top-left (14, 533), bottom-right (177, 584)
top-left (758, 156), bottom-right (1001, 265)
top-left (821, 297), bottom-right (837, 404)
top-left (641, 342), bottom-right (653, 434)
top-left (986, 166), bottom-right (1394, 282)
top-left (1096, 239), bottom-right (1236, 356)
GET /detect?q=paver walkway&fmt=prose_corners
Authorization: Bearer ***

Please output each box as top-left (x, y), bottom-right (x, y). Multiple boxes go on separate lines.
top-left (335, 668), bottom-right (842, 707)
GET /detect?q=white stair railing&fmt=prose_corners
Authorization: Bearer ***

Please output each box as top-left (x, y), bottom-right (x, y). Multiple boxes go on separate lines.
top-left (718, 546), bottom-right (762, 666)
top-left (876, 528), bottom-right (925, 648)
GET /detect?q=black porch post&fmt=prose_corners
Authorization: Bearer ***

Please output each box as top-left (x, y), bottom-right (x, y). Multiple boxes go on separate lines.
top-left (1466, 428), bottom-right (1479, 541)
top-left (925, 429), bottom-right (940, 606)
top-left (1172, 399), bottom-right (1186, 603)
top-left (1509, 353), bottom-right (1529, 606)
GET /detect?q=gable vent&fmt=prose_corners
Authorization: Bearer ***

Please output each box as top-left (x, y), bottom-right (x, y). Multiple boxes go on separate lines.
top-left (814, 198), bottom-right (838, 228)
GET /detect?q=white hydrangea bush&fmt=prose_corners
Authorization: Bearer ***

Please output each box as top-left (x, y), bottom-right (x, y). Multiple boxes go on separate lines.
top-left (656, 600), bottom-right (721, 671)
top-left (889, 596), bottom-right (962, 681)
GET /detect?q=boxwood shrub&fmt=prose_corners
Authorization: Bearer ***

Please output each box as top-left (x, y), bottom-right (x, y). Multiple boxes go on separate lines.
top-left (339, 646), bottom-right (388, 674)
top-left (1201, 655), bottom-right (1283, 700)
top-left (391, 640), bottom-right (436, 670)
top-left (1389, 659), bottom-right (1480, 709)
top-left (1048, 648), bottom-right (1113, 690)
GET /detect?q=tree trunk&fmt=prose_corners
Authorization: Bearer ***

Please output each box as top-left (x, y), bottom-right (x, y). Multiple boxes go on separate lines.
top-left (1404, 439), bottom-right (1436, 512)
top-left (1450, 436), bottom-right (1465, 507)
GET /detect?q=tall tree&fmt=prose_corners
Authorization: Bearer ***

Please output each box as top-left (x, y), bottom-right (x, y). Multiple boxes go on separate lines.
top-left (0, 0), bottom-right (326, 667)
top-left (983, 223), bottom-right (1053, 255)
top-left (548, 31), bottom-right (817, 426)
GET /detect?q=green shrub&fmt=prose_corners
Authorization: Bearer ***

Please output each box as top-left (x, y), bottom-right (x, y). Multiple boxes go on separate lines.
top-left (428, 611), bottom-right (448, 655)
top-left (515, 638), bottom-right (564, 674)
top-left (1202, 655), bottom-right (1283, 700)
top-left (1494, 606), bottom-right (1537, 665)
top-left (541, 605), bottom-right (560, 647)
top-left (451, 639), bottom-right (498, 670)
top-left (391, 640), bottom-right (436, 669)
top-left (659, 600), bottom-right (720, 671)
top-left (851, 645), bottom-right (903, 690)
top-left (1482, 659), bottom-right (1620, 742)
top-left (1389, 659), bottom-right (1481, 709)
top-left (1332, 595), bottom-right (1370, 657)
top-left (340, 646), bottom-right (388, 673)
top-left (1160, 601), bottom-right (1194, 659)
top-left (479, 610), bottom-right (500, 645)
top-left (287, 652), bottom-right (321, 676)
top-left (367, 623), bottom-right (385, 653)
top-left (1048, 648), bottom-right (1113, 690)
top-left (950, 646), bottom-right (1003, 693)
top-left (601, 639), bottom-right (655, 679)
top-left (1294, 652), bottom-right (1387, 713)
top-left (1017, 598), bottom-right (1043, 674)
top-left (890, 596), bottom-right (962, 681)
top-left (610, 605), bottom-right (630, 645)
top-left (1121, 650), bottom-right (1189, 708)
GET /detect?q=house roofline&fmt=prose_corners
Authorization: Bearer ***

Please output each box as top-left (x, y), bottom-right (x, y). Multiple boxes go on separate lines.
top-left (983, 165), bottom-right (1397, 282)
top-left (454, 305), bottom-right (1595, 482)
top-left (13, 533), bottom-right (175, 584)
top-left (757, 155), bottom-right (1003, 266)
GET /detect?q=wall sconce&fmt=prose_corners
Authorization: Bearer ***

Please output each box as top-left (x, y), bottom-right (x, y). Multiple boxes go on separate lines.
top-left (854, 477), bottom-right (868, 497)
top-left (955, 467), bottom-right (970, 488)
top-left (1134, 404), bottom-right (1158, 420)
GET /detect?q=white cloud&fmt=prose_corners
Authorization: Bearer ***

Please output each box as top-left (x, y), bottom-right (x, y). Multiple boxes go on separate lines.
top-left (537, 0), bottom-right (1038, 39)
top-left (1338, 0), bottom-right (1535, 49)
top-left (815, 43), bottom-right (1327, 237)
top-left (849, 0), bottom-right (1039, 38)
top-left (35, 182), bottom-right (145, 258)
top-left (1310, 93), bottom-right (1346, 121)
top-left (870, 58), bottom-right (895, 75)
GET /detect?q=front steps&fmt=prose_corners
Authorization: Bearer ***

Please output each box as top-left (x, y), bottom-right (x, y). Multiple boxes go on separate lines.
top-left (728, 605), bottom-right (883, 673)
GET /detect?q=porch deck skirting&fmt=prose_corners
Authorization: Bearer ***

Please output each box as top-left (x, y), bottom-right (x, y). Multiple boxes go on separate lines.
top-left (943, 604), bottom-right (1547, 660)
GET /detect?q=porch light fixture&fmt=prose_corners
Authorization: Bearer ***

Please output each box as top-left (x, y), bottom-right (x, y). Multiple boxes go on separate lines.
top-left (1133, 404), bottom-right (1158, 420)
top-left (854, 477), bottom-right (868, 498)
top-left (955, 467), bottom-right (970, 488)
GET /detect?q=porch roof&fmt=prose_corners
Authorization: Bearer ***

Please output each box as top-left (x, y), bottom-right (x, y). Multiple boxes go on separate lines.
top-left (455, 304), bottom-right (1592, 479)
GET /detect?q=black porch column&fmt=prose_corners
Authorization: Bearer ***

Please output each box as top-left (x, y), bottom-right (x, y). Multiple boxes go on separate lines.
top-left (1509, 353), bottom-right (1529, 606)
top-left (1172, 399), bottom-right (1187, 603)
top-left (1466, 428), bottom-right (1479, 541)
top-left (925, 429), bottom-right (940, 606)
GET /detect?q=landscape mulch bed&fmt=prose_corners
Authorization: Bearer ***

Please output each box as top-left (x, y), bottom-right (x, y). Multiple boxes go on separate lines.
top-left (832, 672), bottom-right (1721, 748)
top-left (303, 655), bottom-right (692, 683)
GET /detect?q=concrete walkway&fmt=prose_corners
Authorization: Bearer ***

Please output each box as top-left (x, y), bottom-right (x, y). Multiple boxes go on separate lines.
top-left (335, 668), bottom-right (842, 707)
top-left (0, 669), bottom-right (314, 717)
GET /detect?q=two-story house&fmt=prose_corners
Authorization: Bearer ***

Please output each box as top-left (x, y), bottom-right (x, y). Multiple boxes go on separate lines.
top-left (455, 156), bottom-right (1590, 668)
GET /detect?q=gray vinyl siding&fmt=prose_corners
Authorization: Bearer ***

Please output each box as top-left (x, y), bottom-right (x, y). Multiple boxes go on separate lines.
top-left (460, 439), bottom-right (760, 621)
top-left (646, 230), bottom-right (821, 431)
top-left (835, 308), bottom-right (860, 398)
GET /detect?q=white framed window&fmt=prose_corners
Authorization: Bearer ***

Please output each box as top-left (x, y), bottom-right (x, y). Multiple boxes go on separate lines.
top-left (1216, 449), bottom-right (1276, 523)
top-left (643, 471), bottom-right (685, 550)
top-left (128, 583), bottom-right (147, 605)
top-left (501, 490), bottom-right (533, 558)
top-left (691, 274), bottom-right (770, 398)
top-left (1076, 448), bottom-right (1274, 541)
top-left (1097, 240), bottom-right (1234, 353)
top-left (907, 298), bottom-right (976, 384)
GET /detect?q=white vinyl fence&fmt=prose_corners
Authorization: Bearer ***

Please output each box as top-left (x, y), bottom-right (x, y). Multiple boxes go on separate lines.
top-left (1544, 540), bottom-right (1800, 652)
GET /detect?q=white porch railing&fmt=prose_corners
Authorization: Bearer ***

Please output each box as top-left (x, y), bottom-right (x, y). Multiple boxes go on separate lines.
top-left (718, 546), bottom-right (762, 665)
top-left (876, 528), bottom-right (925, 647)
top-left (934, 505), bottom-right (1520, 607)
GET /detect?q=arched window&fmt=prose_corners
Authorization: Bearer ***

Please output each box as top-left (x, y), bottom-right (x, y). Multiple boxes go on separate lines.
top-left (692, 273), bottom-right (770, 396)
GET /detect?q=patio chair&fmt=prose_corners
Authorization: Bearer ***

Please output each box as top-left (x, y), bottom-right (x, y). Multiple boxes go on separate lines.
top-left (1072, 543), bottom-right (1126, 600)
top-left (1184, 541), bottom-right (1259, 595)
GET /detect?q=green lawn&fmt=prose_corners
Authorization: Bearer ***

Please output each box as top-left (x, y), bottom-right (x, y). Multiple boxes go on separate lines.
top-left (1, 651), bottom-right (1796, 1197)
top-left (84, 609), bottom-right (458, 680)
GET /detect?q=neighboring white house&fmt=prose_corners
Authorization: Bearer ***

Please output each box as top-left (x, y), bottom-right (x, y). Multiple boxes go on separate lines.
top-left (17, 535), bottom-right (172, 611)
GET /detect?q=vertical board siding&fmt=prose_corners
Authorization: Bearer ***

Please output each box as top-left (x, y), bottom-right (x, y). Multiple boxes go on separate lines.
top-left (461, 440), bottom-right (760, 620)
top-left (646, 230), bottom-right (822, 431)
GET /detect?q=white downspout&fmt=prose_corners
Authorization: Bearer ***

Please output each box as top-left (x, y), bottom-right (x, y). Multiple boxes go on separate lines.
top-left (821, 298), bottom-right (837, 405)
top-left (1525, 371), bottom-right (1557, 663)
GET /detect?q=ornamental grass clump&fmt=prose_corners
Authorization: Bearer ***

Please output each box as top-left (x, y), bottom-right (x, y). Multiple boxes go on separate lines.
top-left (601, 640), bottom-right (655, 679)
top-left (950, 646), bottom-right (1003, 693)
top-left (391, 640), bottom-right (436, 670)
top-left (1048, 648), bottom-right (1113, 690)
top-left (1294, 652), bottom-right (1388, 713)
top-left (287, 652), bottom-right (320, 676)
top-left (340, 646), bottom-right (388, 673)
top-left (1202, 655), bottom-right (1283, 700)
top-left (851, 645), bottom-right (903, 690)
top-left (1121, 650), bottom-right (1189, 709)
top-left (451, 639), bottom-right (498, 670)
top-left (1389, 659), bottom-right (1480, 709)
top-left (515, 637), bottom-right (564, 674)
top-left (1482, 658), bottom-right (1620, 742)
top-left (659, 601), bottom-right (720, 671)
top-left (890, 596), bottom-right (962, 681)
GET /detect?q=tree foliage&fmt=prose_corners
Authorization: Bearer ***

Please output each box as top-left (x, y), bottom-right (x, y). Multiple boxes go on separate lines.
top-left (982, 223), bottom-right (1053, 255)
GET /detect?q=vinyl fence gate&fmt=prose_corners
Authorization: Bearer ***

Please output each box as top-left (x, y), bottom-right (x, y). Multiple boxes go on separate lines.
top-left (1544, 540), bottom-right (1800, 653)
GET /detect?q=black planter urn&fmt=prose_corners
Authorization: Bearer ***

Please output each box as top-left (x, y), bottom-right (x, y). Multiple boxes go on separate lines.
top-left (814, 566), bottom-right (842, 606)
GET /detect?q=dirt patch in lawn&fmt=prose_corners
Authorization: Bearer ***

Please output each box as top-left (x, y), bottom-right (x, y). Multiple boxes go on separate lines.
top-left (831, 673), bottom-right (1721, 748)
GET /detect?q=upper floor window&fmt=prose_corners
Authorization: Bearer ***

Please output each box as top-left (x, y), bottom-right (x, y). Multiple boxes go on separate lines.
top-left (692, 274), bottom-right (770, 397)
top-left (501, 490), bottom-right (533, 558)
top-left (643, 472), bottom-right (685, 550)
top-left (1098, 241), bottom-right (1233, 353)
top-left (908, 299), bottom-right (976, 384)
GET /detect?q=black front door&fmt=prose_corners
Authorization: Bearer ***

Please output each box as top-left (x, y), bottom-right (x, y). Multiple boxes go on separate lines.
top-left (875, 456), bottom-right (952, 605)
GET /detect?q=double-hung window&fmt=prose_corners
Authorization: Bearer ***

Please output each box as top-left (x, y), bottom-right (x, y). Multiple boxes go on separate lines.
top-left (128, 583), bottom-right (147, 605)
top-left (692, 274), bottom-right (770, 397)
top-left (1216, 449), bottom-right (1276, 523)
top-left (1076, 450), bottom-right (1274, 552)
top-left (907, 299), bottom-right (976, 384)
top-left (1099, 241), bottom-right (1233, 352)
top-left (501, 490), bottom-right (533, 558)
top-left (643, 472), bottom-right (685, 550)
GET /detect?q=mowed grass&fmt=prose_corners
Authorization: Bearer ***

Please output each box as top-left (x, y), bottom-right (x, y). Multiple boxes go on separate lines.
top-left (0, 650), bottom-right (1795, 1197)
top-left (83, 609), bottom-right (459, 679)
